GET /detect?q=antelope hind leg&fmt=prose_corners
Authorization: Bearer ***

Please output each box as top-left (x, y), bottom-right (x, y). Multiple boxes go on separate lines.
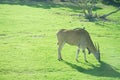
top-left (58, 42), bottom-right (65, 61)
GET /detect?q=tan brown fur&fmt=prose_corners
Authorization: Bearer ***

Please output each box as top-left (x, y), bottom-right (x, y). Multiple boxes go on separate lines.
top-left (56, 28), bottom-right (100, 62)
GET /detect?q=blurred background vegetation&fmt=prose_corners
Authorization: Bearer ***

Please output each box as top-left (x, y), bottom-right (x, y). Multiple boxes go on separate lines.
top-left (0, 0), bottom-right (120, 6)
top-left (0, 0), bottom-right (119, 21)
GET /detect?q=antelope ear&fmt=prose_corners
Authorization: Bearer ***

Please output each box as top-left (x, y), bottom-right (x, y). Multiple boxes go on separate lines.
top-left (94, 42), bottom-right (97, 49)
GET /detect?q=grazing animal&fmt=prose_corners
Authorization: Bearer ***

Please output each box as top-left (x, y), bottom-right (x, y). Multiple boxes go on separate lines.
top-left (56, 28), bottom-right (100, 62)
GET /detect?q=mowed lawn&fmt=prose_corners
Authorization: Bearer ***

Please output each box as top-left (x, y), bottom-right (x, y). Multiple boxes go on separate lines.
top-left (0, 2), bottom-right (120, 80)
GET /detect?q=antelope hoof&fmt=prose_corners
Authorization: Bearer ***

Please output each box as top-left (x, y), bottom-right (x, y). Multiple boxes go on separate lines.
top-left (76, 59), bottom-right (79, 62)
top-left (58, 58), bottom-right (63, 61)
top-left (85, 60), bottom-right (88, 62)
top-left (98, 60), bottom-right (101, 63)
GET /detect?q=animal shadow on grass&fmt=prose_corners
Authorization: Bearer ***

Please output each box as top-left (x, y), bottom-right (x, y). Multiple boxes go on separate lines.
top-left (62, 60), bottom-right (120, 78)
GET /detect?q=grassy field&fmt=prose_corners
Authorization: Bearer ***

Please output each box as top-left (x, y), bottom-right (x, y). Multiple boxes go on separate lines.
top-left (0, 2), bottom-right (120, 80)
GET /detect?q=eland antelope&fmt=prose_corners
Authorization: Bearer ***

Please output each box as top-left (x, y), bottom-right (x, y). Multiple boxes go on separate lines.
top-left (56, 28), bottom-right (100, 62)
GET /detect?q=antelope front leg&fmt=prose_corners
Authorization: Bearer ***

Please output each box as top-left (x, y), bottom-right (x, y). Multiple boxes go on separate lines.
top-left (83, 50), bottom-right (88, 62)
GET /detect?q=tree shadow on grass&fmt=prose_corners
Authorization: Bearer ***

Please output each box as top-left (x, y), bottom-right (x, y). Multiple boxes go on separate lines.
top-left (0, 1), bottom-right (55, 9)
top-left (0, 1), bottom-right (102, 12)
top-left (0, 1), bottom-right (78, 10)
top-left (62, 60), bottom-right (120, 78)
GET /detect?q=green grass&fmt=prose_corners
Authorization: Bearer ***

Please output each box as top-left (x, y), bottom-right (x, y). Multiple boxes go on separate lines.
top-left (0, 2), bottom-right (120, 80)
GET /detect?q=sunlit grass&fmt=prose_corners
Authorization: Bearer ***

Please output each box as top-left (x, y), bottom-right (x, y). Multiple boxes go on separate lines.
top-left (0, 2), bottom-right (120, 80)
